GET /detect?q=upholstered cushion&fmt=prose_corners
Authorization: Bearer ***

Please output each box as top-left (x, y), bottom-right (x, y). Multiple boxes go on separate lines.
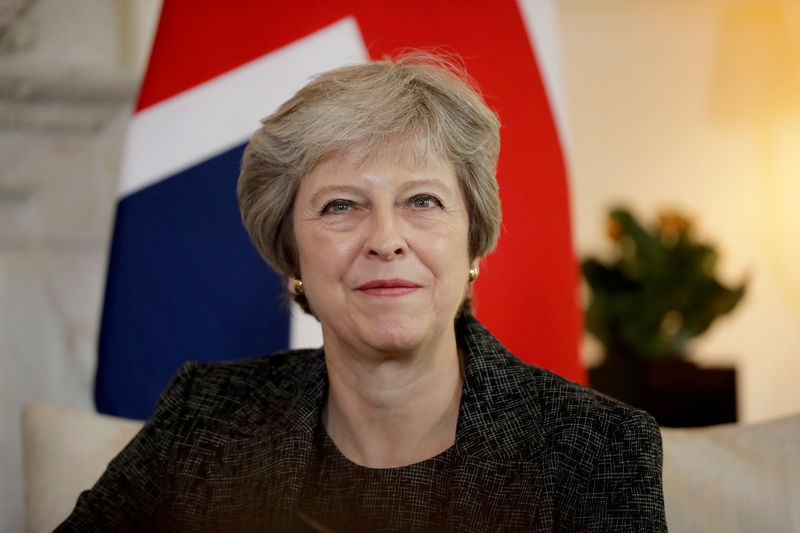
top-left (661, 414), bottom-right (800, 532)
top-left (21, 403), bottom-right (143, 533)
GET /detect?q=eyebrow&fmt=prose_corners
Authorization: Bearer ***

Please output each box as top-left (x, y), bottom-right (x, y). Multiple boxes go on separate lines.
top-left (308, 178), bottom-right (452, 205)
top-left (398, 178), bottom-right (451, 193)
top-left (308, 185), bottom-right (365, 206)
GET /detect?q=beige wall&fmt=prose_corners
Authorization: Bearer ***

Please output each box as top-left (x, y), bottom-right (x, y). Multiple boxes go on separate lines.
top-left (558, 0), bottom-right (800, 423)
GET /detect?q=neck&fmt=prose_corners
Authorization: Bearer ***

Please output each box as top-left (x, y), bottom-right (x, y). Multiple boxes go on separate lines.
top-left (322, 328), bottom-right (463, 468)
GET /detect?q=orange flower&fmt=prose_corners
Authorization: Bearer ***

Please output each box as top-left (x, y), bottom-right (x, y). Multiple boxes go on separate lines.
top-left (659, 211), bottom-right (689, 239)
top-left (606, 218), bottom-right (622, 241)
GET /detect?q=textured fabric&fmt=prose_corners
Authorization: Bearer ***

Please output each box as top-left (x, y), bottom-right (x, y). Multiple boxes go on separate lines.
top-left (297, 424), bottom-right (455, 531)
top-left (57, 314), bottom-right (665, 531)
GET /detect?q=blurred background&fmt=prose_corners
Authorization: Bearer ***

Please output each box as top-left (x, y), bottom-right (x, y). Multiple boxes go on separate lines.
top-left (1, 0), bottom-right (799, 529)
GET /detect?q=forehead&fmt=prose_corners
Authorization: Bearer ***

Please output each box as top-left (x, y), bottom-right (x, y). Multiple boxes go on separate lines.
top-left (302, 142), bottom-right (458, 191)
top-left (348, 135), bottom-right (445, 170)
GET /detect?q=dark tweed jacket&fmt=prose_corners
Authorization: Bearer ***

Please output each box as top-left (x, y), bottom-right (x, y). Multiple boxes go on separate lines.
top-left (59, 314), bottom-right (666, 532)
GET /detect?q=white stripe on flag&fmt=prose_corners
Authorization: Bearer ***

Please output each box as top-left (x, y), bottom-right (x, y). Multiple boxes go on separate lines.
top-left (119, 16), bottom-right (369, 197)
top-left (516, 0), bottom-right (571, 156)
top-left (289, 302), bottom-right (325, 350)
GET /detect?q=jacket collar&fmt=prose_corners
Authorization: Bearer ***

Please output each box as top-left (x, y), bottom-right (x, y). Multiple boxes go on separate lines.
top-left (217, 315), bottom-right (549, 527)
top-left (454, 313), bottom-right (546, 460)
top-left (229, 313), bottom-right (546, 461)
top-left (228, 348), bottom-right (328, 440)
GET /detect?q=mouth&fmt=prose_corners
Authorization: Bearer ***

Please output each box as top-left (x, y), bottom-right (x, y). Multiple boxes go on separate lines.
top-left (356, 278), bottom-right (421, 297)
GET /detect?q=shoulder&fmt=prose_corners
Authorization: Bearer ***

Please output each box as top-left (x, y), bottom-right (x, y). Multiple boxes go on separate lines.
top-left (179, 348), bottom-right (323, 398)
top-left (55, 350), bottom-right (326, 530)
top-left (457, 314), bottom-right (665, 529)
top-left (151, 348), bottom-right (326, 438)
top-left (527, 366), bottom-right (665, 530)
top-left (523, 361), bottom-right (659, 449)
top-left (457, 313), bottom-right (660, 457)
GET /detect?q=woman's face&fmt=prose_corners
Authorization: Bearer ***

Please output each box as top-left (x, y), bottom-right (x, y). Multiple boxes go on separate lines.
top-left (292, 147), bottom-right (471, 356)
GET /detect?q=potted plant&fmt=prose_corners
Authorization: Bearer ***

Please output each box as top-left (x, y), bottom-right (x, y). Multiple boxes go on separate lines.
top-left (582, 207), bottom-right (746, 426)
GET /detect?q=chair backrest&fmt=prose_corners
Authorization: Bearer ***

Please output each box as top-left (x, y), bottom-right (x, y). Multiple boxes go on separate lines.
top-left (661, 414), bottom-right (800, 532)
top-left (21, 402), bottom-right (144, 533)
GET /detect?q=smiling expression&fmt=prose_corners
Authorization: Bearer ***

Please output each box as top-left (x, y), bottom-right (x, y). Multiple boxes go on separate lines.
top-left (292, 146), bottom-right (472, 357)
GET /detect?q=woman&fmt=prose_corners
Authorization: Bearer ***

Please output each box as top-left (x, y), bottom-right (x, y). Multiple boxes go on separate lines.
top-left (59, 55), bottom-right (665, 532)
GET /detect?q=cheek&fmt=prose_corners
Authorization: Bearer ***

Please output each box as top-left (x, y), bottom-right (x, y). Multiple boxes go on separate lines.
top-left (435, 217), bottom-right (470, 258)
top-left (414, 224), bottom-right (470, 276)
top-left (296, 223), bottom-right (363, 278)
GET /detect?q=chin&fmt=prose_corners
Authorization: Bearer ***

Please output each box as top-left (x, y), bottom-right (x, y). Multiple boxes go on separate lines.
top-left (364, 319), bottom-right (425, 353)
top-left (359, 307), bottom-right (455, 354)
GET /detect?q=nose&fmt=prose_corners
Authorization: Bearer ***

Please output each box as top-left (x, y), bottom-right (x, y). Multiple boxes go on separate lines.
top-left (365, 208), bottom-right (406, 261)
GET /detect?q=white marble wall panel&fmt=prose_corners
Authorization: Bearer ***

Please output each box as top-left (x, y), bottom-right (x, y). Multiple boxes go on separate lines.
top-left (0, 1), bottom-right (158, 529)
top-left (0, 114), bottom-right (130, 531)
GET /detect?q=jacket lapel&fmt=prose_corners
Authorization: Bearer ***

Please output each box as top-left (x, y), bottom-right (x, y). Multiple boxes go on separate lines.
top-left (205, 349), bottom-right (328, 527)
top-left (184, 316), bottom-right (553, 529)
top-left (445, 315), bottom-right (553, 530)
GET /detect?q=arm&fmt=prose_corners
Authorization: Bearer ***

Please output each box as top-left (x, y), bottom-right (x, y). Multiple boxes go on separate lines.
top-left (571, 409), bottom-right (667, 532)
top-left (55, 361), bottom-right (197, 532)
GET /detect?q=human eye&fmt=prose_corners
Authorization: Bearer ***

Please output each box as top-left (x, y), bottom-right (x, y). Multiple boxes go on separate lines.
top-left (407, 194), bottom-right (443, 209)
top-left (320, 199), bottom-right (356, 215)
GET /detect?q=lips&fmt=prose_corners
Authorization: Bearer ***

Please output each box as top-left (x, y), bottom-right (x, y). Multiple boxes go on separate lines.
top-left (356, 278), bottom-right (421, 297)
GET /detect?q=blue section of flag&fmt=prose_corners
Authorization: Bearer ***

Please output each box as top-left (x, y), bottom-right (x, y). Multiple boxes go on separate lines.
top-left (96, 143), bottom-right (290, 420)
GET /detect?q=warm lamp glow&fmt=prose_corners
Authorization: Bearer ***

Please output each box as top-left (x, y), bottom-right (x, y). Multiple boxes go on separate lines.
top-left (712, 2), bottom-right (800, 121)
top-left (712, 1), bottom-right (800, 313)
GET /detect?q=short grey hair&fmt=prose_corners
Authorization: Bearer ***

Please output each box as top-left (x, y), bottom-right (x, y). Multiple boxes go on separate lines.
top-left (238, 53), bottom-right (502, 312)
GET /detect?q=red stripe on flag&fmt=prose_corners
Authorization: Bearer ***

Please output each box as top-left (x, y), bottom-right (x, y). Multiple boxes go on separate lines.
top-left (353, 1), bottom-right (585, 384)
top-left (137, 0), bottom-right (585, 384)
top-left (136, 2), bottom-right (349, 111)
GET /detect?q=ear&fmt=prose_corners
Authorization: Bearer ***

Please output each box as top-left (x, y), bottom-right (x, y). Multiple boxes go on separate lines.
top-left (471, 256), bottom-right (484, 273)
